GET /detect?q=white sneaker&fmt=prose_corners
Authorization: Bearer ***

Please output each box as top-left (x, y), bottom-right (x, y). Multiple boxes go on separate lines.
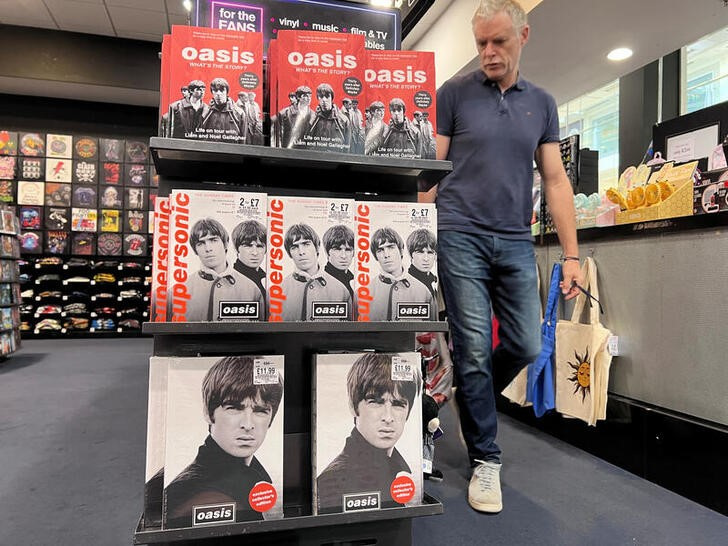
top-left (468, 460), bottom-right (502, 513)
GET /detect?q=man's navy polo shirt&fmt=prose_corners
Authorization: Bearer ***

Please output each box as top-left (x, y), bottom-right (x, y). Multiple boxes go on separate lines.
top-left (436, 69), bottom-right (560, 239)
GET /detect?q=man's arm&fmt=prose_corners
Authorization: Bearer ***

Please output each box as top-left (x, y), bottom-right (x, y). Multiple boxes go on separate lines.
top-left (535, 141), bottom-right (581, 299)
top-left (418, 134), bottom-right (450, 203)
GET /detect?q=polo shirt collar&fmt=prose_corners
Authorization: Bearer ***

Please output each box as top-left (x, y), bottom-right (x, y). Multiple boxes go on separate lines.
top-left (477, 70), bottom-right (527, 92)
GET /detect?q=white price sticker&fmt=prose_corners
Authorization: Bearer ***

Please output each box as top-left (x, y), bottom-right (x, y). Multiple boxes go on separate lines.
top-left (254, 358), bottom-right (279, 385)
top-left (391, 356), bottom-right (414, 381)
top-left (607, 335), bottom-right (619, 356)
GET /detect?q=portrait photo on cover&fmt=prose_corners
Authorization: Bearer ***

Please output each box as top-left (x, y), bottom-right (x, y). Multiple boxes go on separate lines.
top-left (314, 352), bottom-right (423, 514)
top-left (163, 355), bottom-right (284, 529)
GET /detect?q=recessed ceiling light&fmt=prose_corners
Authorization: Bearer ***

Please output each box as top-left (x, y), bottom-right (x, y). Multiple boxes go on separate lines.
top-left (607, 47), bottom-right (633, 61)
top-left (182, 0), bottom-right (193, 12)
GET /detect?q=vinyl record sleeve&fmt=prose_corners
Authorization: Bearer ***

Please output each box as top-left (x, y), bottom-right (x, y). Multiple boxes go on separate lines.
top-left (125, 140), bottom-right (149, 163)
top-left (99, 185), bottom-right (123, 209)
top-left (166, 26), bottom-right (263, 144)
top-left (19, 206), bottom-right (42, 230)
top-left (45, 158), bottom-right (73, 183)
top-left (0, 131), bottom-right (18, 156)
top-left (20, 231), bottom-right (42, 254)
top-left (363, 50), bottom-right (436, 159)
top-left (73, 136), bottom-right (99, 160)
top-left (73, 160), bottom-right (98, 184)
top-left (0, 234), bottom-right (20, 258)
top-left (125, 187), bottom-right (148, 210)
top-left (273, 30), bottom-right (365, 153)
top-left (45, 230), bottom-right (69, 255)
top-left (0, 180), bottom-right (14, 203)
top-left (18, 133), bottom-right (45, 157)
top-left (355, 201), bottom-right (437, 322)
top-left (163, 355), bottom-right (284, 529)
top-left (45, 182), bottom-right (72, 207)
top-left (150, 197), bottom-right (170, 322)
top-left (97, 233), bottom-right (123, 256)
top-left (99, 138), bottom-right (125, 162)
top-left (267, 195), bottom-right (355, 322)
top-left (0, 156), bottom-right (16, 180)
top-left (100, 209), bottom-right (121, 232)
top-left (72, 185), bottom-right (98, 208)
top-left (126, 209), bottom-right (147, 233)
top-left (125, 163), bottom-right (149, 186)
top-left (46, 134), bottom-right (73, 159)
top-left (18, 157), bottom-right (44, 181)
top-left (313, 352), bottom-right (423, 515)
top-left (124, 233), bottom-right (148, 257)
top-left (71, 208), bottom-right (98, 232)
top-left (45, 207), bottom-right (69, 230)
top-left (101, 162), bottom-right (122, 185)
top-left (167, 188), bottom-right (267, 322)
top-left (71, 232), bottom-right (95, 255)
top-left (17, 181), bottom-right (45, 206)
top-left (144, 357), bottom-right (170, 528)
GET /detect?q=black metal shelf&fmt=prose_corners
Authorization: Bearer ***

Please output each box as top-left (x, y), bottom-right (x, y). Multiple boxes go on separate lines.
top-left (143, 320), bottom-right (448, 335)
top-left (150, 137), bottom-right (451, 195)
top-left (134, 494), bottom-right (442, 545)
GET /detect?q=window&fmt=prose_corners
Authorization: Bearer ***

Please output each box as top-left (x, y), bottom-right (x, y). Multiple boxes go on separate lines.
top-left (684, 26), bottom-right (728, 114)
top-left (557, 80), bottom-right (619, 192)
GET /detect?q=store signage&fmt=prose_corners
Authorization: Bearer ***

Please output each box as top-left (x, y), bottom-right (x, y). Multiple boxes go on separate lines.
top-left (193, 0), bottom-right (400, 50)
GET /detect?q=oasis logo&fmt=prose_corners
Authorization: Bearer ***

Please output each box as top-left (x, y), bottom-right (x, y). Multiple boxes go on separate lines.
top-left (364, 66), bottom-right (427, 84)
top-left (342, 492), bottom-right (380, 512)
top-left (312, 302), bottom-right (348, 319)
top-left (287, 50), bottom-right (357, 69)
top-left (181, 46), bottom-right (254, 64)
top-left (193, 502), bottom-right (235, 525)
top-left (397, 303), bottom-right (429, 319)
top-left (219, 301), bottom-right (259, 319)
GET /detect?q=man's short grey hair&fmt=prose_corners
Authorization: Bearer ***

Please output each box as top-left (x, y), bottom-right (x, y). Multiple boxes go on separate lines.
top-left (472, 0), bottom-right (527, 30)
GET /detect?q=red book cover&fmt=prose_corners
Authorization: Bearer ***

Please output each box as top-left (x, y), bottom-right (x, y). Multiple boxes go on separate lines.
top-left (363, 50), bottom-right (436, 159)
top-left (268, 38), bottom-right (279, 146)
top-left (151, 197), bottom-right (170, 322)
top-left (159, 35), bottom-right (171, 137)
top-left (166, 26), bottom-right (263, 144)
top-left (272, 30), bottom-right (365, 153)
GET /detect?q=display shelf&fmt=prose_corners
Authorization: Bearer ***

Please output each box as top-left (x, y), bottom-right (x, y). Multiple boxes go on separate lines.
top-left (150, 137), bottom-right (451, 194)
top-left (143, 320), bottom-right (448, 335)
top-left (0, 303), bottom-right (21, 308)
top-left (134, 493), bottom-right (442, 545)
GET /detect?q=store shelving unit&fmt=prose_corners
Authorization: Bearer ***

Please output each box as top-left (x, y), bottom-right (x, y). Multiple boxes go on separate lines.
top-left (0, 219), bottom-right (22, 358)
top-left (135, 139), bottom-right (452, 546)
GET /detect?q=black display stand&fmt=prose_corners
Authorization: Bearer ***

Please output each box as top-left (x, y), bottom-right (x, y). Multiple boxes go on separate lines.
top-left (135, 138), bottom-right (452, 545)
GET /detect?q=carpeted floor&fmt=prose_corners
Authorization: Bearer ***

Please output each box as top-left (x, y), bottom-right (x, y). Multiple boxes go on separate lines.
top-left (1, 338), bottom-right (726, 545)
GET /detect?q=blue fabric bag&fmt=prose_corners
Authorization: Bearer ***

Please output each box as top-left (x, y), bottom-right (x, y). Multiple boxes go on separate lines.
top-left (526, 262), bottom-right (561, 417)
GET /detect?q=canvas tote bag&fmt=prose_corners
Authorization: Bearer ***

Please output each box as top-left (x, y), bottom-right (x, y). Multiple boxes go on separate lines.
top-left (555, 257), bottom-right (613, 426)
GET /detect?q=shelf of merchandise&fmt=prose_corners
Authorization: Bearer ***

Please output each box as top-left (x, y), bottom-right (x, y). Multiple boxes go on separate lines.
top-left (0, 228), bottom-right (23, 358)
top-left (140, 140), bottom-right (452, 546)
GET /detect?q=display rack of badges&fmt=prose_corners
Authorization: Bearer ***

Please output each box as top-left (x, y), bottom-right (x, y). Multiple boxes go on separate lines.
top-left (0, 206), bottom-right (23, 358)
top-left (135, 138), bottom-right (451, 546)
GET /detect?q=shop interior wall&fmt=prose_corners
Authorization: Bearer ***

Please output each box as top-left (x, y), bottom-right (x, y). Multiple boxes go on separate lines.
top-left (536, 231), bottom-right (728, 428)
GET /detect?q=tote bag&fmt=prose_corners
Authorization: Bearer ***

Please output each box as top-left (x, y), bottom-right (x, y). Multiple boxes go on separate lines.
top-left (554, 257), bottom-right (612, 426)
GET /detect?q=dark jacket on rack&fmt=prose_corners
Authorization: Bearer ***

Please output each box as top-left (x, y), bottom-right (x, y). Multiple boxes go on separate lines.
top-left (170, 99), bottom-right (209, 138)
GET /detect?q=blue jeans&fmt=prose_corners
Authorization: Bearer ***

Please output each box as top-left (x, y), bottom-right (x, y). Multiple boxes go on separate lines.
top-left (438, 230), bottom-right (541, 464)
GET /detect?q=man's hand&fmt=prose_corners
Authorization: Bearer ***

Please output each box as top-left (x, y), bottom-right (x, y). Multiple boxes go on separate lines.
top-left (560, 259), bottom-right (582, 300)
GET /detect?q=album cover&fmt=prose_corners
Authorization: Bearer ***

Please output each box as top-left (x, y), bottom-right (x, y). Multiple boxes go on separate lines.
top-left (45, 230), bottom-right (69, 255)
top-left (313, 352), bottom-right (423, 515)
top-left (1, 210), bottom-right (15, 234)
top-left (272, 31), bottom-right (366, 153)
top-left (17, 181), bottom-right (45, 206)
top-left (124, 233), bottom-right (147, 257)
top-left (73, 160), bottom-right (98, 184)
top-left (0, 156), bottom-right (16, 180)
top-left (19, 206), bottom-right (42, 230)
top-left (97, 233), bottom-right (123, 256)
top-left (45, 207), bottom-right (70, 230)
top-left (125, 209), bottom-right (147, 234)
top-left (45, 182), bottom-right (72, 207)
top-left (73, 136), bottom-right (99, 160)
top-left (363, 50), bottom-right (436, 159)
top-left (125, 140), bottom-right (149, 163)
top-left (125, 187), bottom-right (147, 210)
top-left (166, 26), bottom-right (264, 144)
top-left (267, 195), bottom-right (355, 322)
top-left (356, 201), bottom-right (438, 322)
top-left (72, 185), bottom-right (98, 208)
top-left (144, 356), bottom-right (170, 528)
top-left (45, 158), bottom-right (73, 183)
top-left (0, 131), bottom-right (18, 155)
top-left (19, 157), bottom-right (44, 181)
top-left (150, 197), bottom-right (170, 322)
top-left (18, 133), bottom-right (45, 156)
top-left (167, 188), bottom-right (267, 322)
top-left (101, 162), bottom-right (122, 185)
top-left (72, 233), bottom-right (95, 255)
top-left (71, 208), bottom-right (98, 232)
top-left (163, 355), bottom-right (284, 529)
top-left (0, 180), bottom-right (14, 203)
top-left (100, 138), bottom-right (125, 162)
top-left (125, 163), bottom-right (148, 186)
top-left (46, 134), bottom-right (73, 159)
top-left (1, 234), bottom-right (20, 258)
top-left (99, 185), bottom-right (123, 209)
top-left (100, 209), bottom-right (121, 233)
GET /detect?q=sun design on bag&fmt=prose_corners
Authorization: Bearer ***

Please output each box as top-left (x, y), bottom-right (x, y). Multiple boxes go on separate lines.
top-left (567, 348), bottom-right (591, 402)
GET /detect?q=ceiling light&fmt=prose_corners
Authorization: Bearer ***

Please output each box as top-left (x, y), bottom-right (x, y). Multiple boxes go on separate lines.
top-left (370, 0), bottom-right (394, 7)
top-left (607, 47), bottom-right (633, 61)
top-left (183, 0), bottom-right (193, 12)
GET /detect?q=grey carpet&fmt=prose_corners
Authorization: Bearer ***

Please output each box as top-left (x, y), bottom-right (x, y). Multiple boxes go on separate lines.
top-left (1, 339), bottom-right (726, 545)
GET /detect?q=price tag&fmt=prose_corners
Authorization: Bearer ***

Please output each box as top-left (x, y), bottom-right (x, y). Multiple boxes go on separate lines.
top-left (607, 335), bottom-right (619, 356)
top-left (254, 358), bottom-right (279, 385)
top-left (391, 356), bottom-right (414, 381)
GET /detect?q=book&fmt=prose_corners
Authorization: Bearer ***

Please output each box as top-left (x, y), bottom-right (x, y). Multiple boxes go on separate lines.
top-left (267, 195), bottom-right (355, 322)
top-left (313, 352), bottom-right (423, 515)
top-left (272, 30), bottom-right (365, 153)
top-left (363, 50), bottom-right (436, 159)
top-left (355, 201), bottom-right (438, 321)
top-left (144, 357), bottom-right (170, 529)
top-left (166, 26), bottom-right (264, 144)
top-left (167, 188), bottom-right (267, 322)
top-left (159, 35), bottom-right (171, 137)
top-left (163, 355), bottom-right (284, 529)
top-left (150, 197), bottom-right (170, 322)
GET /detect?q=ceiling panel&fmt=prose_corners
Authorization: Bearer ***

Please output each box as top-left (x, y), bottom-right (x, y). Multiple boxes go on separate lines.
top-left (0, 0), bottom-right (56, 27)
top-left (107, 5), bottom-right (168, 34)
top-left (165, 0), bottom-right (188, 16)
top-left (169, 12), bottom-right (188, 27)
top-left (44, 0), bottom-right (112, 30)
top-left (106, 0), bottom-right (165, 11)
top-left (122, 31), bottom-right (166, 42)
